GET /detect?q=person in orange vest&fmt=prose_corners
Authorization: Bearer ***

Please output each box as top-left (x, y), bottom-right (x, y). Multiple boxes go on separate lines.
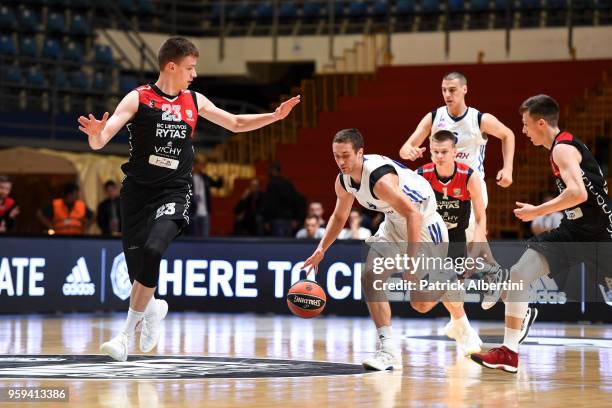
top-left (37, 182), bottom-right (94, 235)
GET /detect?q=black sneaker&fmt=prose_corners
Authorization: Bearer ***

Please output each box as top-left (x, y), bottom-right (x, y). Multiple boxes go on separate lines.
top-left (519, 307), bottom-right (538, 344)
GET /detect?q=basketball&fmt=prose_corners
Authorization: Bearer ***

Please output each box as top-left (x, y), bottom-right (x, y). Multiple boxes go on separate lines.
top-left (286, 279), bottom-right (327, 318)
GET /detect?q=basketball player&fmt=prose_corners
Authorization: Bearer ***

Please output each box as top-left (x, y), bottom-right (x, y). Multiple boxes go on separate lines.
top-left (304, 128), bottom-right (476, 371)
top-left (419, 130), bottom-right (487, 255)
top-left (399, 71), bottom-right (515, 242)
top-left (417, 130), bottom-right (486, 348)
top-left (78, 37), bottom-right (300, 361)
top-left (470, 95), bottom-right (612, 373)
top-left (418, 130), bottom-right (536, 350)
top-left (399, 72), bottom-right (531, 324)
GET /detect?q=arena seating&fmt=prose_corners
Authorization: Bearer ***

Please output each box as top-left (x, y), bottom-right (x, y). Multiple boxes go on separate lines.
top-left (0, 1), bottom-right (116, 111)
top-left (2, 0), bottom-right (610, 142)
top-left (87, 0), bottom-right (612, 37)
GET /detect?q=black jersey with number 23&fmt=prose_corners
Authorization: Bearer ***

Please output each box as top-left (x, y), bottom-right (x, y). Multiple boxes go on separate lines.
top-left (121, 84), bottom-right (199, 188)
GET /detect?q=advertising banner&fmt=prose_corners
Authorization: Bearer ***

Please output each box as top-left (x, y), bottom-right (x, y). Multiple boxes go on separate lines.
top-left (0, 237), bottom-right (609, 322)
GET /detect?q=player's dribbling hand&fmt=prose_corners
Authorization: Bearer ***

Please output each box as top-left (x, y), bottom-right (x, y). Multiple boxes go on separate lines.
top-left (404, 146), bottom-right (426, 161)
top-left (496, 168), bottom-right (513, 187)
top-left (274, 95), bottom-right (301, 120)
top-left (514, 201), bottom-right (539, 222)
top-left (303, 248), bottom-right (324, 275)
top-left (78, 112), bottom-right (109, 137)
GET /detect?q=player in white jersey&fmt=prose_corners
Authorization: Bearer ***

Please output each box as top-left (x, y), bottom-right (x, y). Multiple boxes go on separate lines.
top-left (400, 72), bottom-right (539, 343)
top-left (303, 129), bottom-right (482, 371)
top-left (399, 71), bottom-right (515, 242)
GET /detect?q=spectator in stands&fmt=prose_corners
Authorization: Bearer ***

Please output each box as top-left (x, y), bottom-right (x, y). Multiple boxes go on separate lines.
top-left (37, 182), bottom-right (94, 235)
top-left (263, 161), bottom-right (301, 237)
top-left (188, 154), bottom-right (223, 237)
top-left (234, 178), bottom-right (265, 236)
top-left (294, 191), bottom-right (308, 232)
top-left (0, 175), bottom-right (19, 234)
top-left (97, 180), bottom-right (121, 236)
top-left (307, 201), bottom-right (326, 227)
top-left (338, 209), bottom-right (372, 240)
top-left (295, 215), bottom-right (325, 239)
top-left (531, 192), bottom-right (563, 235)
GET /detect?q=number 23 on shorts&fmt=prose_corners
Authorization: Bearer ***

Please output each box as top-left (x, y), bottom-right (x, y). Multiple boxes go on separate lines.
top-left (155, 203), bottom-right (176, 219)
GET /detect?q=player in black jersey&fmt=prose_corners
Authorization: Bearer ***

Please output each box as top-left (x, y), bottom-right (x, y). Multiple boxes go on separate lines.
top-left (471, 94), bottom-right (612, 373)
top-left (419, 131), bottom-right (486, 245)
top-left (419, 130), bottom-right (536, 354)
top-left (78, 37), bottom-right (300, 361)
top-left (418, 130), bottom-right (486, 354)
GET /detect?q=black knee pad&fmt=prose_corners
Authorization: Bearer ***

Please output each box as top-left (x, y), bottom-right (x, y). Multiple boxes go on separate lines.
top-left (124, 248), bottom-right (144, 284)
top-left (133, 219), bottom-right (180, 288)
top-left (135, 244), bottom-right (163, 288)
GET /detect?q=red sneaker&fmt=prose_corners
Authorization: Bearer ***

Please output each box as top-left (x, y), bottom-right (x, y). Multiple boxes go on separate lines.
top-left (470, 346), bottom-right (518, 373)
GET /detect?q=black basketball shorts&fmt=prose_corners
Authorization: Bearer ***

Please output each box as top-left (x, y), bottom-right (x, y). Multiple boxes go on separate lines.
top-left (120, 179), bottom-right (192, 269)
top-left (447, 229), bottom-right (468, 260)
top-left (527, 222), bottom-right (612, 278)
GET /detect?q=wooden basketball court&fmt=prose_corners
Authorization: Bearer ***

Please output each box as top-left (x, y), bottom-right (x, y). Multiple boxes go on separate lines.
top-left (0, 314), bottom-right (610, 407)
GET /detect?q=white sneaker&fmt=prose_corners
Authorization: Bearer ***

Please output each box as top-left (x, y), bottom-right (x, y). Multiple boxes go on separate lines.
top-left (139, 299), bottom-right (168, 353)
top-left (445, 320), bottom-right (482, 355)
top-left (480, 264), bottom-right (508, 310)
top-left (362, 349), bottom-right (402, 371)
top-left (444, 319), bottom-right (457, 339)
top-left (100, 332), bottom-right (130, 362)
top-left (457, 327), bottom-right (483, 355)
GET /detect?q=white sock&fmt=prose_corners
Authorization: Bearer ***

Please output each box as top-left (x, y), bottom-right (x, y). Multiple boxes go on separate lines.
top-left (121, 308), bottom-right (144, 336)
top-left (452, 314), bottom-right (470, 330)
top-left (503, 327), bottom-right (521, 353)
top-left (377, 326), bottom-right (397, 353)
top-left (144, 297), bottom-right (157, 316)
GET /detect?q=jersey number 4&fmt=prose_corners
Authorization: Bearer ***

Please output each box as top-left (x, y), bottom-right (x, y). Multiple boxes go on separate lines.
top-left (156, 202), bottom-right (176, 219)
top-left (161, 104), bottom-right (182, 122)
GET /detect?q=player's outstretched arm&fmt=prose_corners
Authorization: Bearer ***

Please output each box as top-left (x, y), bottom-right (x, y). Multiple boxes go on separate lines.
top-left (514, 144), bottom-right (587, 222)
top-left (196, 93), bottom-right (300, 133)
top-left (303, 176), bottom-right (354, 274)
top-left (399, 112), bottom-right (431, 161)
top-left (78, 91), bottom-right (139, 150)
top-left (467, 173), bottom-right (487, 242)
top-left (480, 113), bottom-right (515, 187)
top-left (373, 174), bottom-right (423, 254)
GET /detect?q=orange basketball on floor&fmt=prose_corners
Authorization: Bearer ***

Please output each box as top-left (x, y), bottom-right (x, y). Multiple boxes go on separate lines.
top-left (286, 279), bottom-right (327, 318)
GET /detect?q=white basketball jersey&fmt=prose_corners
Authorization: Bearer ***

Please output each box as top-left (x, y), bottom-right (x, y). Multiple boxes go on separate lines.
top-left (339, 155), bottom-right (438, 225)
top-left (432, 106), bottom-right (486, 176)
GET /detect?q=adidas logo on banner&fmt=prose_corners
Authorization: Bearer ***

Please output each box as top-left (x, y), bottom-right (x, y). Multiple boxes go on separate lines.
top-left (529, 275), bottom-right (566, 304)
top-left (62, 257), bottom-right (95, 296)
